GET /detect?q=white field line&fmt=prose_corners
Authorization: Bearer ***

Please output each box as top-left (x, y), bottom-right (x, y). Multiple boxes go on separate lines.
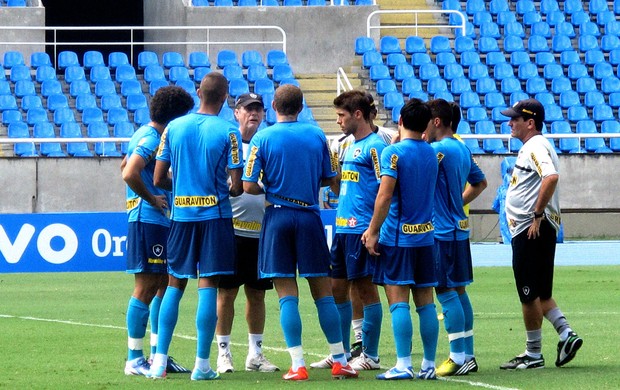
top-left (439, 377), bottom-right (520, 390)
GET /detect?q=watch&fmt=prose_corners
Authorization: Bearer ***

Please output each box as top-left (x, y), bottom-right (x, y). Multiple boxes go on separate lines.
top-left (534, 211), bottom-right (544, 219)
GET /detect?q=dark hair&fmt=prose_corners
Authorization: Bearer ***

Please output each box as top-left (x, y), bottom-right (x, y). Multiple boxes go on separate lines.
top-left (449, 101), bottom-right (462, 133)
top-left (199, 72), bottom-right (228, 105)
top-left (274, 84), bottom-right (303, 116)
top-left (400, 98), bottom-right (431, 133)
top-left (333, 90), bottom-right (372, 121)
top-left (427, 99), bottom-right (452, 128)
top-left (150, 85), bottom-right (195, 125)
top-left (365, 92), bottom-right (378, 118)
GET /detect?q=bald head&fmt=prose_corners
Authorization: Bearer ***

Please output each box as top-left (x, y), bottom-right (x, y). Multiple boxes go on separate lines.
top-left (274, 84), bottom-right (303, 117)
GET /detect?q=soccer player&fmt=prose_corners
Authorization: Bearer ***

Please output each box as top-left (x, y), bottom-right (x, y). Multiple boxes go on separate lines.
top-left (243, 85), bottom-right (358, 381)
top-left (500, 98), bottom-right (583, 370)
top-left (121, 85), bottom-right (194, 376)
top-left (215, 93), bottom-right (279, 374)
top-left (148, 73), bottom-right (244, 381)
top-left (314, 90), bottom-right (387, 371)
top-left (362, 98), bottom-right (439, 380)
top-left (425, 99), bottom-right (487, 376)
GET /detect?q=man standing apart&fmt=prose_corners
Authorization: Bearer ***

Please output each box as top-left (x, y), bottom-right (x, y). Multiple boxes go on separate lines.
top-left (149, 73), bottom-right (244, 381)
top-left (362, 98), bottom-right (439, 380)
top-left (243, 85), bottom-right (358, 381)
top-left (425, 99), bottom-right (487, 376)
top-left (500, 99), bottom-right (583, 370)
top-left (122, 86), bottom-right (194, 376)
top-left (216, 93), bottom-right (279, 374)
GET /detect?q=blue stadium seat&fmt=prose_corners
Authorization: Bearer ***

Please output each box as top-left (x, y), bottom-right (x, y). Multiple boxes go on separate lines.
top-left (217, 50), bottom-right (239, 69)
top-left (544, 63), bottom-right (564, 80)
top-left (485, 92), bottom-right (506, 109)
top-left (21, 95), bottom-right (42, 111)
top-left (489, 0), bottom-right (509, 15)
top-left (605, 20), bottom-right (620, 37)
top-left (480, 22), bottom-right (500, 39)
top-left (34, 121), bottom-right (66, 157)
top-left (266, 50), bottom-right (288, 68)
top-left (491, 106), bottom-right (509, 122)
top-left (522, 11), bottom-right (542, 27)
top-left (408, 91), bottom-right (429, 101)
top-left (149, 79), bottom-right (170, 96)
top-left (386, 53), bottom-right (407, 68)
top-left (517, 62), bottom-right (538, 80)
top-left (391, 104), bottom-right (403, 123)
top-left (427, 78), bottom-right (448, 94)
top-left (120, 80), bottom-right (143, 97)
top-left (26, 107), bottom-right (48, 126)
top-left (193, 67), bottom-right (211, 83)
top-left (283, 0), bottom-right (303, 6)
top-left (580, 21), bottom-right (600, 37)
top-left (419, 63), bottom-right (440, 81)
top-left (443, 63), bottom-right (464, 80)
top-left (525, 76), bottom-right (547, 94)
top-left (0, 79), bottom-right (17, 95)
top-left (82, 107), bottom-right (104, 126)
top-left (592, 104), bottom-right (615, 122)
top-left (430, 36), bottom-right (451, 54)
top-left (504, 35), bottom-right (524, 53)
top-left (75, 93), bottom-right (97, 112)
top-left (546, 11), bottom-right (565, 27)
top-left (601, 35), bottom-right (620, 52)
top-left (534, 52), bottom-right (556, 67)
top-left (176, 79), bottom-right (198, 95)
top-left (14, 80), bottom-right (36, 97)
top-left (563, 0), bottom-right (583, 15)
top-left (134, 107), bottom-right (151, 126)
top-left (534, 92), bottom-right (555, 107)
top-left (169, 66), bottom-right (191, 82)
top-left (188, 52), bottom-right (210, 69)
top-left (144, 65), bottom-right (166, 83)
top-left (467, 106), bottom-right (489, 123)
top-left (401, 77), bottom-right (422, 95)
top-left (192, 0), bottom-right (210, 6)
top-left (411, 53), bottom-right (431, 67)
top-left (584, 49), bottom-right (605, 67)
top-left (559, 50), bottom-right (581, 67)
top-left (95, 80), bottom-right (117, 97)
top-left (555, 22), bottom-right (576, 38)
top-left (584, 91), bottom-right (606, 108)
top-left (108, 52), bottom-right (129, 69)
top-left (40, 80), bottom-right (62, 97)
top-left (567, 63), bottom-right (589, 81)
top-left (496, 11), bottom-right (517, 27)
top-left (60, 122), bottom-right (93, 157)
top-left (380, 36), bottom-right (401, 55)
top-left (461, 51), bottom-right (481, 67)
top-left (54, 107), bottom-right (76, 126)
top-left (126, 94), bottom-right (147, 112)
top-left (83, 51), bottom-right (104, 70)
top-left (476, 77), bottom-right (497, 94)
top-left (0, 94), bottom-right (18, 111)
top-left (510, 51), bottom-right (531, 67)
top-left (528, 35), bottom-right (550, 53)
top-left (482, 138), bottom-right (508, 154)
top-left (8, 122), bottom-right (38, 157)
top-left (559, 90), bottom-right (581, 108)
top-left (454, 36), bottom-right (474, 54)
top-left (465, 0), bottom-right (485, 15)
top-left (501, 78), bottom-right (523, 94)
top-left (566, 105), bottom-right (588, 122)
top-left (2, 109), bottom-right (22, 125)
top-left (106, 107), bottom-right (129, 126)
top-left (459, 91), bottom-right (481, 108)
top-left (228, 78), bottom-right (250, 98)
top-left (552, 35), bottom-right (572, 53)
top-left (10, 65), bottom-right (31, 83)
top-left (273, 64), bottom-right (295, 83)
top-left (90, 65), bottom-right (111, 83)
top-left (472, 11), bottom-right (493, 27)
top-left (530, 21), bottom-right (551, 38)
top-left (35, 65), bottom-right (56, 83)
top-left (114, 122), bottom-right (136, 154)
top-left (590, 0), bottom-right (610, 14)
top-left (404, 36), bottom-right (426, 54)
top-left (58, 51), bottom-right (80, 70)
top-left (65, 66), bottom-right (86, 84)
top-left (607, 92), bottom-right (620, 108)
top-left (238, 0), bottom-right (258, 6)
top-left (468, 63), bottom-right (489, 81)
top-left (515, 0), bottom-right (535, 15)
top-left (545, 104), bottom-right (564, 122)
top-left (550, 76), bottom-right (571, 94)
top-left (579, 34), bottom-right (600, 52)
top-left (362, 50), bottom-right (383, 69)
top-left (593, 62), bottom-right (614, 80)
top-left (450, 77), bottom-right (473, 94)
top-left (391, 64), bottom-right (412, 81)
top-left (442, 0), bottom-right (460, 11)
top-left (383, 91), bottom-right (404, 110)
top-left (433, 91), bottom-right (454, 102)
top-left (69, 79), bottom-right (91, 97)
top-left (138, 51), bottom-right (159, 70)
top-left (30, 52), bottom-right (52, 68)
top-left (47, 93), bottom-right (68, 112)
top-left (254, 78), bottom-right (275, 95)
top-left (247, 64), bottom-right (268, 83)
top-left (214, 0), bottom-right (234, 5)
top-left (88, 122), bottom-right (122, 156)
top-left (492, 63), bottom-right (513, 81)
top-left (242, 50), bottom-right (263, 68)
top-left (355, 37), bottom-right (376, 55)
top-left (115, 65), bottom-right (137, 83)
top-left (477, 37), bottom-right (499, 53)
top-left (376, 79), bottom-right (397, 95)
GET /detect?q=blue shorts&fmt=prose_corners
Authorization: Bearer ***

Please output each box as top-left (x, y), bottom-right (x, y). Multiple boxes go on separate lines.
top-left (434, 238), bottom-right (473, 288)
top-left (167, 219), bottom-right (236, 279)
top-left (126, 221), bottom-right (169, 274)
top-left (259, 205), bottom-right (331, 278)
top-left (330, 233), bottom-right (376, 280)
top-left (373, 244), bottom-right (437, 287)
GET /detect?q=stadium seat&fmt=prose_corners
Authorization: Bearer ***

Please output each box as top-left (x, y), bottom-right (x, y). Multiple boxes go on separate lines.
top-left (272, 64), bottom-right (295, 83)
top-left (376, 79), bottom-right (397, 96)
top-left (355, 37), bottom-right (376, 55)
top-left (468, 63), bottom-right (489, 81)
top-left (605, 20), bottom-right (620, 37)
top-left (496, 11), bottom-right (516, 27)
top-left (461, 51), bottom-right (481, 67)
top-left (601, 35), bottom-right (620, 52)
top-left (593, 62), bottom-right (614, 80)
top-left (476, 77), bottom-right (497, 94)
top-left (82, 107), bottom-right (104, 126)
top-left (515, 0), bottom-right (535, 15)
top-left (566, 105), bottom-right (589, 122)
top-left (0, 80), bottom-right (16, 95)
top-left (419, 63), bottom-right (440, 81)
top-left (459, 91), bottom-right (481, 108)
top-left (144, 65), bottom-right (166, 83)
top-left (60, 122), bottom-right (93, 157)
top-left (10, 65), bottom-right (31, 83)
top-left (149, 79), bottom-right (170, 96)
top-left (522, 11), bottom-right (542, 28)
top-left (411, 53), bottom-right (431, 67)
top-left (530, 21), bottom-right (551, 38)
top-left (526, 77), bottom-right (547, 94)
top-left (114, 121), bottom-right (136, 154)
top-left (480, 22), bottom-right (501, 39)
top-left (404, 36), bottom-right (426, 55)
top-left (559, 90), bottom-right (581, 108)
top-left (559, 50), bottom-right (581, 67)
top-left (26, 107), bottom-right (48, 126)
top-left (408, 91), bottom-right (429, 101)
top-left (228, 78), bottom-right (250, 98)
top-left (15, 80), bottom-right (36, 98)
top-left (162, 52), bottom-right (185, 69)
top-left (454, 36), bottom-right (474, 55)
top-left (380, 36), bottom-right (401, 55)
top-left (552, 35), bottom-right (573, 53)
top-left (266, 50), bottom-right (288, 68)
top-left (584, 49), bottom-right (605, 67)
top-left (188, 52), bottom-right (210, 69)
top-left (510, 51), bottom-right (531, 67)
top-left (383, 91), bottom-right (404, 110)
top-left (176, 79), bottom-right (197, 95)
top-left (567, 63), bottom-right (589, 81)
top-left (47, 93), bottom-right (69, 112)
top-left (386, 53), bottom-right (407, 68)
top-left (8, 122), bottom-right (38, 157)
top-left (138, 51), bottom-right (160, 69)
top-left (430, 36), bottom-right (451, 54)
top-left (472, 11), bottom-right (493, 27)
top-left (241, 50), bottom-right (263, 68)
top-left (545, 104), bottom-right (564, 122)
top-left (579, 35), bottom-right (600, 52)
top-left (543, 63), bottom-right (564, 81)
top-left (484, 91), bottom-right (506, 109)
top-left (254, 78), bottom-right (275, 95)
top-left (169, 66), bottom-right (191, 82)
top-left (427, 78), bottom-right (448, 94)
top-left (434, 91), bottom-right (454, 102)
top-left (517, 62), bottom-right (538, 80)
top-left (393, 63), bottom-right (414, 81)
top-left (69, 79), bottom-right (91, 97)
top-left (65, 66), bottom-right (86, 84)
top-left (491, 106), bottom-right (509, 122)
top-left (369, 64), bottom-right (390, 81)
top-left (40, 80), bottom-right (62, 97)
top-left (246, 64), bottom-right (267, 83)
top-left (550, 76), bottom-right (571, 94)
top-left (108, 52), bottom-right (129, 69)
top-left (450, 77), bottom-right (473, 94)
top-left (584, 91), bottom-right (606, 108)
top-left (95, 80), bottom-right (117, 97)
top-left (21, 95), bottom-right (42, 111)
top-left (35, 65), bottom-right (57, 83)
top-left (30, 52), bottom-right (52, 68)
top-left (219, 104), bottom-right (237, 123)
top-left (592, 104), bottom-right (615, 122)
top-left (90, 65), bottom-right (112, 83)
top-left (528, 35), bottom-right (550, 53)
top-left (125, 93), bottom-right (147, 112)
top-left (34, 121), bottom-right (66, 157)
top-left (501, 78), bottom-right (523, 94)
top-left (504, 35), bottom-right (524, 53)
top-left (401, 77), bottom-right (422, 95)
top-left (58, 51), bottom-right (80, 70)
top-left (238, 0), bottom-right (258, 7)
top-left (0, 94), bottom-right (18, 111)
top-left (477, 37), bottom-right (499, 53)
top-left (362, 51), bottom-right (383, 69)
top-left (467, 107), bottom-right (489, 123)
top-left (492, 63), bottom-right (512, 81)
top-left (2, 109), bottom-right (22, 125)
top-left (193, 67), bottom-right (211, 83)
top-left (88, 122), bottom-right (122, 156)
top-left (489, 0), bottom-right (509, 15)
top-left (53, 107), bottom-right (76, 126)
top-left (115, 64), bottom-right (137, 83)
top-left (546, 10), bottom-right (565, 27)
top-left (83, 51), bottom-right (105, 70)
top-left (608, 92), bottom-right (620, 108)
top-left (443, 63), bottom-right (464, 81)
top-left (120, 80), bottom-right (143, 97)
top-left (590, 0), bottom-right (610, 14)
top-left (534, 92), bottom-right (555, 107)
top-left (283, 0), bottom-right (303, 6)
top-left (555, 22), bottom-right (576, 38)
top-left (134, 107), bottom-right (151, 126)
top-left (465, 0), bottom-right (485, 15)
top-left (75, 93), bottom-right (97, 112)
top-left (579, 22), bottom-right (600, 37)
top-left (106, 107), bottom-right (129, 126)
top-left (483, 138), bottom-right (508, 154)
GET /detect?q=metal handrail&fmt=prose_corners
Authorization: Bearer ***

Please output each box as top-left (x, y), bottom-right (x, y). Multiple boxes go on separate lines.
top-left (366, 10), bottom-right (467, 38)
top-left (336, 67), bottom-right (353, 95)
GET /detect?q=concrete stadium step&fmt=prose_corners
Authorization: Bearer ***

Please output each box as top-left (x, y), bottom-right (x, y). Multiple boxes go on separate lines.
top-left (376, 0), bottom-right (443, 40)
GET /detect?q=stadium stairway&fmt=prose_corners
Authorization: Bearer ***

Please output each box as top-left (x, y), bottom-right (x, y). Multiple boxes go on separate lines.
top-left (376, 0), bottom-right (441, 41)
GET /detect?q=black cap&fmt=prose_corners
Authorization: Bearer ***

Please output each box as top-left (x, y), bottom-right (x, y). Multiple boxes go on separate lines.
top-left (501, 98), bottom-right (545, 122)
top-left (235, 93), bottom-right (263, 108)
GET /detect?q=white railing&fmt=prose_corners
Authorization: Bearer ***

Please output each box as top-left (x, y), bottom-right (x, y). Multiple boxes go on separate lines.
top-left (366, 10), bottom-right (467, 38)
top-left (336, 67), bottom-right (354, 95)
top-left (0, 25), bottom-right (287, 64)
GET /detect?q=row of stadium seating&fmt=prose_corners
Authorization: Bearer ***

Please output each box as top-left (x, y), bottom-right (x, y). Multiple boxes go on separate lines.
top-left (191, 0), bottom-right (374, 6)
top-left (0, 0), bottom-right (27, 6)
top-left (0, 48), bottom-right (316, 157)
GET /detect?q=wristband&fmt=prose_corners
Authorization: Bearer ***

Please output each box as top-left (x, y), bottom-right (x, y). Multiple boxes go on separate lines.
top-left (534, 211), bottom-right (544, 219)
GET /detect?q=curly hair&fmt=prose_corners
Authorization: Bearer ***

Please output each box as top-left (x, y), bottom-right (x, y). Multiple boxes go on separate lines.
top-left (149, 85), bottom-right (195, 125)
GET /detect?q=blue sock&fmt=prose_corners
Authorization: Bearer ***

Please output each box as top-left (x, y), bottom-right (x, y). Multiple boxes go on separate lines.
top-left (316, 296), bottom-right (345, 361)
top-left (389, 302), bottom-right (412, 359)
top-left (336, 301), bottom-right (352, 353)
top-left (362, 302), bottom-right (383, 358)
top-left (437, 291), bottom-right (465, 357)
top-left (150, 295), bottom-right (162, 357)
top-left (459, 291), bottom-right (475, 357)
top-left (416, 303), bottom-right (439, 363)
top-left (196, 287), bottom-right (217, 359)
top-left (279, 296), bottom-right (302, 348)
top-left (156, 286), bottom-right (183, 356)
top-left (127, 296), bottom-right (149, 361)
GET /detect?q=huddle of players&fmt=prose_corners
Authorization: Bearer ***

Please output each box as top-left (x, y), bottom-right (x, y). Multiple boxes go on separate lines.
top-left (121, 74), bottom-right (486, 381)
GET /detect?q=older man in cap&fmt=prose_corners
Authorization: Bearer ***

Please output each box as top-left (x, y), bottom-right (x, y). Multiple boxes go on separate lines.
top-left (499, 98), bottom-right (583, 370)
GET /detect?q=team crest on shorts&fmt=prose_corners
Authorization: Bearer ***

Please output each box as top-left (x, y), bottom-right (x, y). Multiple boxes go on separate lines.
top-left (522, 286), bottom-right (530, 296)
top-left (152, 244), bottom-right (164, 258)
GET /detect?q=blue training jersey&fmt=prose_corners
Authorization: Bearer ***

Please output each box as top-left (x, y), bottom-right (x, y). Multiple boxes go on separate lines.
top-left (336, 132), bottom-right (386, 233)
top-left (379, 139), bottom-right (438, 247)
top-left (125, 125), bottom-right (171, 226)
top-left (156, 113), bottom-right (243, 222)
top-left (243, 121), bottom-right (337, 212)
top-left (432, 137), bottom-right (486, 241)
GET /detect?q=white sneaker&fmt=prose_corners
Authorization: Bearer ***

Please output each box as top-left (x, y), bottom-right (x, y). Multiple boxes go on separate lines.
top-left (124, 357), bottom-right (150, 376)
top-left (309, 355), bottom-right (334, 369)
top-left (350, 353), bottom-right (381, 370)
top-left (245, 353), bottom-right (280, 372)
top-left (217, 351), bottom-right (234, 373)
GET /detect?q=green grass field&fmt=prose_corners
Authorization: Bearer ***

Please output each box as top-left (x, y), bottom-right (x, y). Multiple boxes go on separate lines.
top-left (1, 265), bottom-right (618, 389)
